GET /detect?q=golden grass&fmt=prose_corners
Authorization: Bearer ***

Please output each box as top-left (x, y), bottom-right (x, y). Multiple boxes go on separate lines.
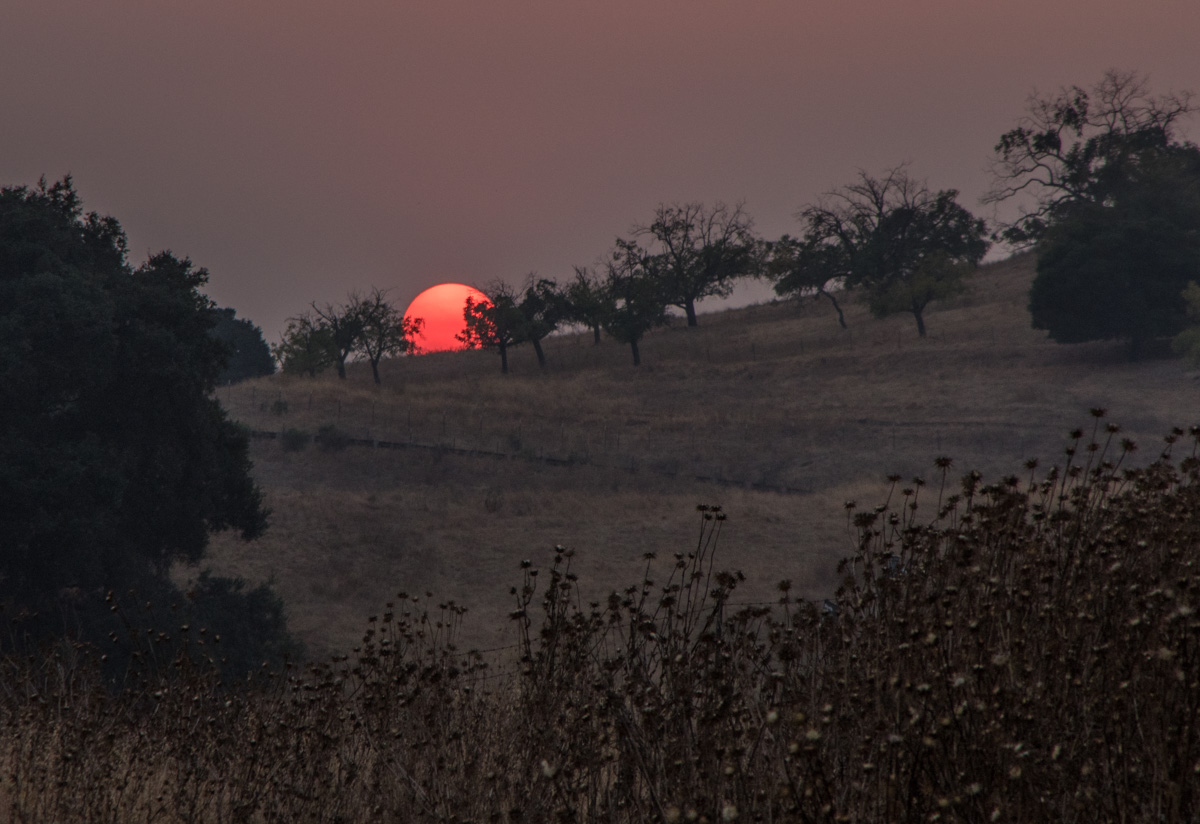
top-left (206, 252), bottom-right (1199, 656)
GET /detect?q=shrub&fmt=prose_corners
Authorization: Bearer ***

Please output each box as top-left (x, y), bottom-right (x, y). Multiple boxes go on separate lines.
top-left (278, 427), bottom-right (311, 452)
top-left (316, 423), bottom-right (349, 451)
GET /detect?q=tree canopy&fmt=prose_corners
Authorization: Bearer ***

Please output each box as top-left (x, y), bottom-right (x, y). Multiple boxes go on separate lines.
top-left (986, 70), bottom-right (1195, 245)
top-left (1028, 144), bottom-right (1200, 357)
top-left (0, 177), bottom-right (272, 659)
top-left (353, 287), bottom-right (423, 384)
top-left (211, 307), bottom-right (275, 384)
top-left (636, 202), bottom-right (758, 327)
top-left (601, 239), bottom-right (671, 365)
top-left (515, 275), bottom-right (566, 369)
top-left (457, 282), bottom-right (524, 373)
top-left (781, 167), bottom-right (989, 337)
top-left (988, 71), bottom-right (1200, 357)
top-left (273, 311), bottom-right (336, 377)
top-left (562, 266), bottom-right (608, 345)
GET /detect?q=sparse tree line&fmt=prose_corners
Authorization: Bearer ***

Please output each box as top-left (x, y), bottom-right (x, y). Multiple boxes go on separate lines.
top-left (273, 287), bottom-right (423, 383)
top-left (274, 71), bottom-right (1200, 375)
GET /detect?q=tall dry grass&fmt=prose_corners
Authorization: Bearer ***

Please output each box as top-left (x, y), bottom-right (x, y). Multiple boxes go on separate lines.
top-left (6, 417), bottom-right (1200, 822)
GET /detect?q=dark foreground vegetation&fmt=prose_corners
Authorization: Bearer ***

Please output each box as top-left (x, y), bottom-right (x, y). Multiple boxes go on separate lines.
top-left (5, 417), bottom-right (1198, 823)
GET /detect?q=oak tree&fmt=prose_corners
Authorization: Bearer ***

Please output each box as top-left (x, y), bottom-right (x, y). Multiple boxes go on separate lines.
top-left (353, 287), bottom-right (423, 384)
top-left (787, 167), bottom-right (989, 337)
top-left (457, 281), bottom-right (524, 374)
top-left (601, 239), bottom-right (670, 365)
top-left (637, 202), bottom-right (758, 327)
top-left (0, 177), bottom-right (270, 649)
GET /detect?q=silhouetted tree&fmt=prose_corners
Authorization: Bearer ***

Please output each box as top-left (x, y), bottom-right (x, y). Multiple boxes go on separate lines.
top-left (985, 69), bottom-right (1195, 245)
top-left (516, 275), bottom-right (565, 368)
top-left (636, 202), bottom-right (758, 326)
top-left (792, 167), bottom-right (989, 337)
top-left (211, 307), bottom-right (275, 384)
top-left (986, 70), bottom-right (1200, 358)
top-left (312, 298), bottom-right (365, 379)
top-left (766, 234), bottom-right (849, 328)
top-left (1029, 145), bottom-right (1200, 358)
top-left (0, 177), bottom-right (272, 659)
top-left (563, 266), bottom-right (608, 344)
top-left (273, 311), bottom-right (336, 377)
top-left (458, 281), bottom-right (524, 374)
top-left (353, 287), bottom-right (423, 384)
top-left (601, 239), bottom-right (670, 365)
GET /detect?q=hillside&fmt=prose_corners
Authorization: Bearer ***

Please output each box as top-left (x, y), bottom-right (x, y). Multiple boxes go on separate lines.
top-left (206, 253), bottom-right (1199, 657)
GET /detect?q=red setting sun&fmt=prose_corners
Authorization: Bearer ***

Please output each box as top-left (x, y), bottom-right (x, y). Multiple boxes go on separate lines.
top-left (403, 283), bottom-right (489, 353)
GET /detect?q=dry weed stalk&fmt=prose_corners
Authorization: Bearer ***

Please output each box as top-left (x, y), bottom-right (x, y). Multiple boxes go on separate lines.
top-left (2, 417), bottom-right (1199, 822)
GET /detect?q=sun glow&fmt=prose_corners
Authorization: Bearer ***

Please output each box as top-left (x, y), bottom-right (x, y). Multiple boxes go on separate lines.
top-left (403, 283), bottom-right (489, 353)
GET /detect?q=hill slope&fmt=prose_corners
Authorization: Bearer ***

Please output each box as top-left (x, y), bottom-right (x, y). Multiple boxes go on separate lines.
top-left (207, 253), bottom-right (1199, 655)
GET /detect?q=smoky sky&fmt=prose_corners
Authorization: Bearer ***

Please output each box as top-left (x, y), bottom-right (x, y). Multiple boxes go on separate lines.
top-left (4, 0), bottom-right (1197, 338)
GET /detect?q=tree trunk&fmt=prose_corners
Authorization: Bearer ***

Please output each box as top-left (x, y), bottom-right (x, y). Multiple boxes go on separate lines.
top-left (684, 299), bottom-right (698, 327)
top-left (369, 357), bottom-right (381, 385)
top-left (913, 308), bottom-right (927, 338)
top-left (531, 337), bottom-right (546, 369)
top-left (592, 324), bottom-right (601, 345)
top-left (499, 342), bottom-right (509, 374)
top-left (821, 289), bottom-right (847, 329)
top-left (336, 356), bottom-right (348, 379)
top-left (630, 337), bottom-right (641, 366)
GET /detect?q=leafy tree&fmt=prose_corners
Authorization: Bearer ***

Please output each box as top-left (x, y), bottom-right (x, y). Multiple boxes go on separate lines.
top-left (0, 177), bottom-right (275, 663)
top-left (311, 298), bottom-right (365, 379)
top-left (211, 307), bottom-right (275, 384)
top-left (515, 275), bottom-right (565, 369)
top-left (353, 287), bottom-right (423, 384)
top-left (636, 202), bottom-right (758, 326)
top-left (790, 167), bottom-right (989, 337)
top-left (986, 69), bottom-right (1195, 245)
top-left (766, 234), bottom-right (850, 328)
top-left (273, 311), bottom-right (336, 377)
top-left (562, 266), bottom-right (608, 344)
top-left (1172, 282), bottom-right (1200, 366)
top-left (601, 239), bottom-right (671, 366)
top-left (457, 281), bottom-right (525, 374)
top-left (987, 71), bottom-right (1200, 357)
top-left (1029, 145), bottom-right (1200, 357)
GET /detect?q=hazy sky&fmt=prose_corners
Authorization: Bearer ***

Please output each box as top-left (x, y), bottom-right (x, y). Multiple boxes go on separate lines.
top-left (4, 1), bottom-right (1198, 338)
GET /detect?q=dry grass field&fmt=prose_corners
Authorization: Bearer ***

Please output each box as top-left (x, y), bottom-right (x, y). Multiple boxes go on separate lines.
top-left (206, 252), bottom-right (1199, 657)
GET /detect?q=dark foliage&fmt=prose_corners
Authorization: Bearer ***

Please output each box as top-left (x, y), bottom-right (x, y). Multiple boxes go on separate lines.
top-left (780, 167), bottom-right (989, 337)
top-left (0, 177), bottom-right (291, 675)
top-left (636, 202), bottom-right (759, 327)
top-left (457, 281), bottom-right (525, 374)
top-left (210, 307), bottom-right (275, 384)
top-left (601, 238), bottom-right (671, 365)
top-left (1029, 141), bottom-right (1200, 357)
top-left (987, 69), bottom-right (1195, 245)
